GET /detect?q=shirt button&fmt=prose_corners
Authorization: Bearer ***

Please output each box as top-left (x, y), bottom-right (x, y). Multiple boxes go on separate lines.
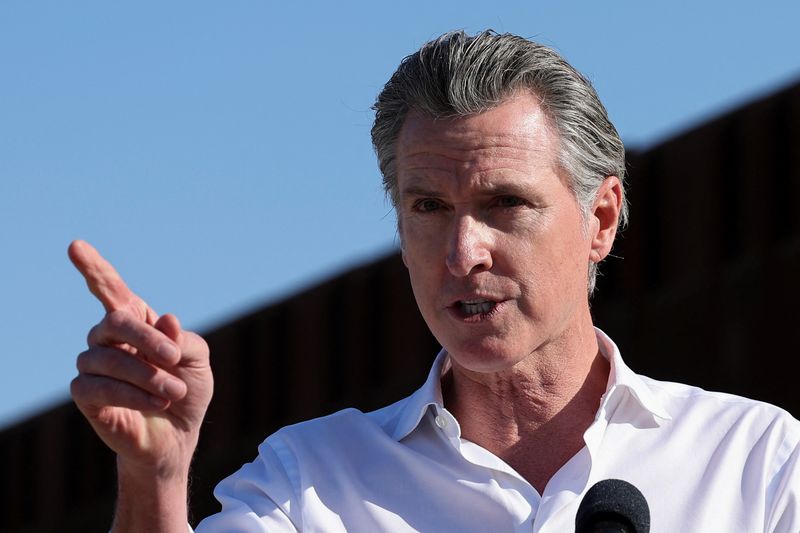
top-left (435, 414), bottom-right (448, 429)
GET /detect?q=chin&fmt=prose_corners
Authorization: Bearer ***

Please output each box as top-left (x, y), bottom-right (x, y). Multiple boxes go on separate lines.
top-left (443, 336), bottom-right (530, 374)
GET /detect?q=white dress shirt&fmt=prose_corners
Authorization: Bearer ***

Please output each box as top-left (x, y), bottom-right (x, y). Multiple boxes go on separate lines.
top-left (196, 329), bottom-right (800, 532)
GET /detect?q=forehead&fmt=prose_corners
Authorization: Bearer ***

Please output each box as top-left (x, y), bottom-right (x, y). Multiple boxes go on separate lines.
top-left (395, 94), bottom-right (561, 188)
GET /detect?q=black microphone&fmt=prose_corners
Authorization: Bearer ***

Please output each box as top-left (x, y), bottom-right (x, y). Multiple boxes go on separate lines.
top-left (575, 479), bottom-right (650, 533)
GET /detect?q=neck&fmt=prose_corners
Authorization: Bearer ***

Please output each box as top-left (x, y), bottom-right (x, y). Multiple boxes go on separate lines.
top-left (443, 323), bottom-right (610, 493)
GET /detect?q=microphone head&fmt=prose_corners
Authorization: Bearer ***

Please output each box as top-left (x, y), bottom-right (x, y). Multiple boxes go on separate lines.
top-left (575, 479), bottom-right (650, 533)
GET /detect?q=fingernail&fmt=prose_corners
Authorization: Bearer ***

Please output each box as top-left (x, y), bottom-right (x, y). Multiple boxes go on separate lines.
top-left (162, 378), bottom-right (186, 400)
top-left (157, 342), bottom-right (179, 362)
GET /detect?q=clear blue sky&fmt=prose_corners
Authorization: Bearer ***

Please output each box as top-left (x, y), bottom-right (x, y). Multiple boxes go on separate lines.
top-left (2, 1), bottom-right (799, 430)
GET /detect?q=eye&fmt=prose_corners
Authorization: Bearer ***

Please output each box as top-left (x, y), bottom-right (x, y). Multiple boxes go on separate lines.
top-left (495, 195), bottom-right (526, 208)
top-left (413, 198), bottom-right (444, 213)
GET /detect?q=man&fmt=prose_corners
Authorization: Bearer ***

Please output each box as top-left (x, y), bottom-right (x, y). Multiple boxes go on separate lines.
top-left (70, 31), bottom-right (800, 531)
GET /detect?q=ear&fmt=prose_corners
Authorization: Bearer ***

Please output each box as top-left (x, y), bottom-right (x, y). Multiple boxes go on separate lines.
top-left (588, 176), bottom-right (622, 264)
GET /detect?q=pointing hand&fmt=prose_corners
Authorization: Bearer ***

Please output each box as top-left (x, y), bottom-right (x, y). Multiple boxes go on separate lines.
top-left (68, 240), bottom-right (213, 478)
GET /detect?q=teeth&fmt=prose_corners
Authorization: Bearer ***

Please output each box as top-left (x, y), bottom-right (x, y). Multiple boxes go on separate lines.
top-left (460, 299), bottom-right (495, 315)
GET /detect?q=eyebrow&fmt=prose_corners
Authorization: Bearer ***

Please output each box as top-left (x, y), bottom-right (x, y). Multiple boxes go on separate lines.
top-left (400, 185), bottom-right (445, 198)
top-left (399, 181), bottom-right (533, 199)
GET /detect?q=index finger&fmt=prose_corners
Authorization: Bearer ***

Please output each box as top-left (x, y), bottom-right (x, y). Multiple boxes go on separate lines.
top-left (68, 240), bottom-right (155, 321)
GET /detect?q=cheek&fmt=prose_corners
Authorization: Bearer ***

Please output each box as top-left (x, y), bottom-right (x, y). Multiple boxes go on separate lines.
top-left (510, 228), bottom-right (587, 291)
top-left (403, 240), bottom-right (440, 298)
top-left (401, 224), bottom-right (445, 269)
top-left (551, 235), bottom-right (593, 297)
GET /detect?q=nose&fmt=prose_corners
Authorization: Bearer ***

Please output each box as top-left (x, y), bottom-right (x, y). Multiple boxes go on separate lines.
top-left (445, 215), bottom-right (493, 277)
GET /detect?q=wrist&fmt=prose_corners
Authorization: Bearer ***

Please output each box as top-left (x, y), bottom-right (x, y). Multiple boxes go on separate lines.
top-left (112, 456), bottom-right (191, 533)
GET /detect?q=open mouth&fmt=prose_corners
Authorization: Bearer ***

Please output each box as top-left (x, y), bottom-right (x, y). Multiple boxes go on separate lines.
top-left (452, 298), bottom-right (501, 319)
top-left (460, 299), bottom-right (497, 315)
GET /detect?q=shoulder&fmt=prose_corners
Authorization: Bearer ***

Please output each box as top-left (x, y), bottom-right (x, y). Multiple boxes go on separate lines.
top-left (260, 394), bottom-right (416, 461)
top-left (643, 374), bottom-right (797, 418)
top-left (640, 374), bottom-right (800, 456)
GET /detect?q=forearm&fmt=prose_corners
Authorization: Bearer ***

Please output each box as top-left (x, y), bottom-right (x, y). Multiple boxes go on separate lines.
top-left (111, 457), bottom-right (191, 533)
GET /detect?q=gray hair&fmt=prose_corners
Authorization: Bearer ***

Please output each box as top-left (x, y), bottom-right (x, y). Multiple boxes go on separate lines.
top-left (371, 30), bottom-right (627, 294)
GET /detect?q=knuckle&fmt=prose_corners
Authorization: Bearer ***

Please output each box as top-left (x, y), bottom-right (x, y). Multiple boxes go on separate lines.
top-left (106, 309), bottom-right (130, 329)
top-left (86, 323), bottom-right (102, 346)
top-left (184, 331), bottom-right (209, 353)
top-left (75, 350), bottom-right (92, 372)
top-left (70, 375), bottom-right (88, 400)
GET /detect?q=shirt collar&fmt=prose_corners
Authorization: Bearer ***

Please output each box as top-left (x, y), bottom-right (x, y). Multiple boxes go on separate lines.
top-left (386, 328), bottom-right (670, 441)
top-left (386, 348), bottom-right (450, 441)
top-left (595, 327), bottom-right (672, 421)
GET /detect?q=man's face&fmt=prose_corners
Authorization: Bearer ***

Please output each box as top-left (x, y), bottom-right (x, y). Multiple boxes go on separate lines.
top-left (396, 94), bottom-right (604, 373)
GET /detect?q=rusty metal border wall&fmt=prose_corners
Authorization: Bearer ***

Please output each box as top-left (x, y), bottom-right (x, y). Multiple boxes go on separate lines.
top-left (2, 80), bottom-right (799, 532)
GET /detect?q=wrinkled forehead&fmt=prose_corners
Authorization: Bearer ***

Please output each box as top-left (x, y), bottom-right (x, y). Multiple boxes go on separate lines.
top-left (395, 94), bottom-right (564, 188)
